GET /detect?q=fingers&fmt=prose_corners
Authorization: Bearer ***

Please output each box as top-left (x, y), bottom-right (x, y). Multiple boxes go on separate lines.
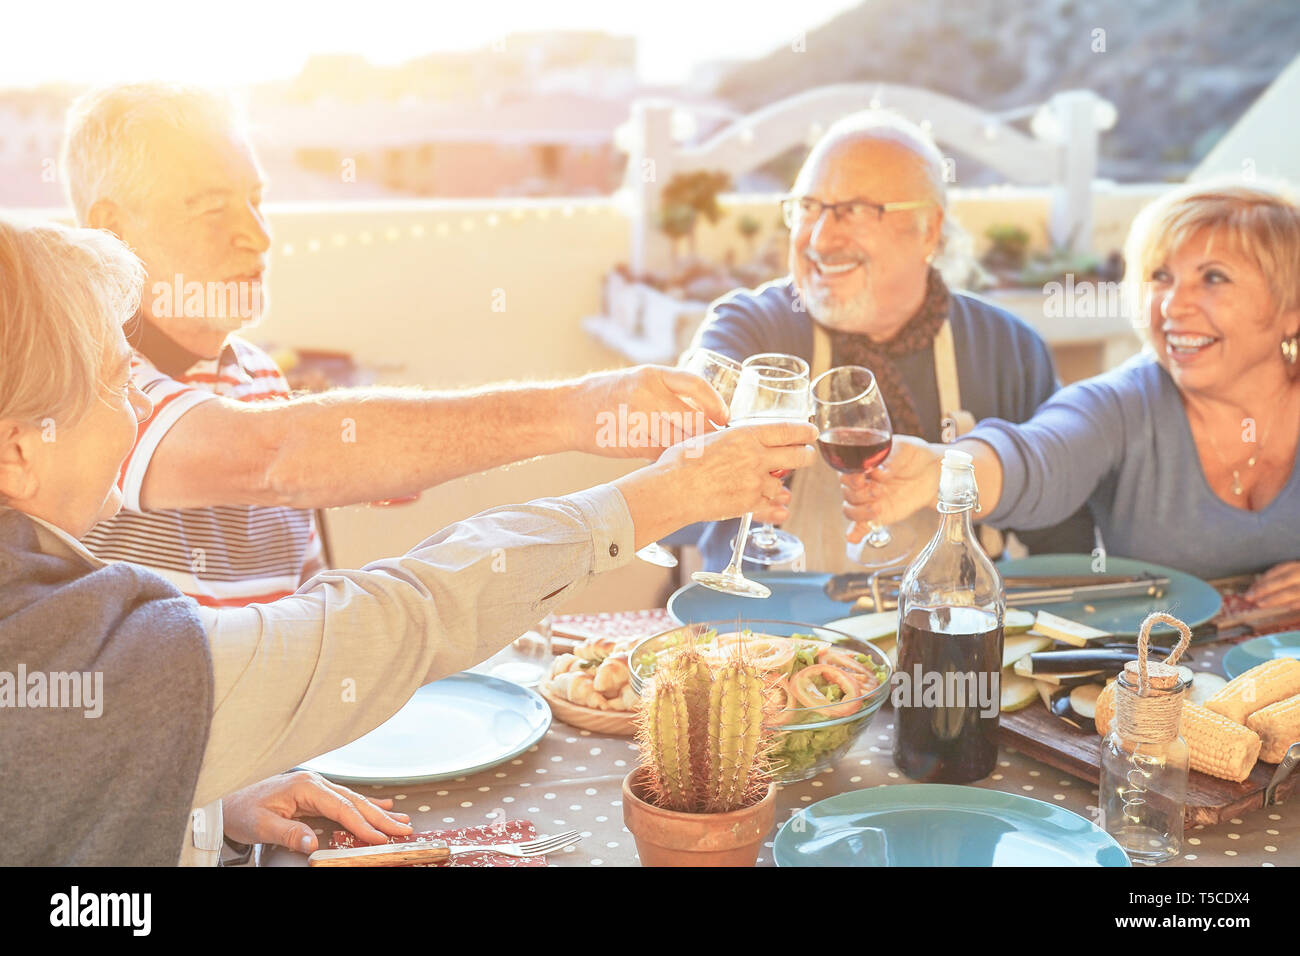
top-left (844, 499), bottom-right (878, 525)
top-left (846, 520), bottom-right (872, 545)
top-left (658, 367), bottom-right (730, 427)
top-left (841, 474), bottom-right (878, 507)
top-left (752, 488), bottom-right (792, 524)
top-left (749, 420), bottom-right (818, 448)
top-left (265, 813), bottom-right (322, 855)
top-left (287, 781), bottom-right (411, 852)
top-left (321, 780), bottom-right (413, 837)
top-left (1246, 562), bottom-right (1300, 607)
top-left (760, 442), bottom-right (817, 476)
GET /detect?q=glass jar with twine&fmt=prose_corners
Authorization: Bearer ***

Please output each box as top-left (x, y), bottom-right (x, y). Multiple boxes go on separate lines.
top-left (1099, 611), bottom-right (1192, 864)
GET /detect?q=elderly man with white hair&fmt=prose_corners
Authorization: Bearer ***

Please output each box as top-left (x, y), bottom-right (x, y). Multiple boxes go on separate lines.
top-left (683, 111), bottom-right (1096, 573)
top-left (58, 82), bottom-right (745, 864)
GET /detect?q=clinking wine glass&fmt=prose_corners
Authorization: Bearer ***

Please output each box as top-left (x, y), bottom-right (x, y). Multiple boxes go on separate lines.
top-left (692, 363), bottom-right (811, 599)
top-left (810, 365), bottom-right (914, 569)
top-left (635, 349), bottom-right (742, 569)
top-left (737, 353), bottom-right (810, 567)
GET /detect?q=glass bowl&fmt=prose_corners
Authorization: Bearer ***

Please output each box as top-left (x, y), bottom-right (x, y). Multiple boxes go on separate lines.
top-left (628, 619), bottom-right (893, 784)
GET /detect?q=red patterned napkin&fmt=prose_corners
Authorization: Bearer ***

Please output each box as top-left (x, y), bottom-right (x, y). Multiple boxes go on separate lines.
top-left (550, 609), bottom-right (675, 644)
top-left (328, 819), bottom-right (546, 867)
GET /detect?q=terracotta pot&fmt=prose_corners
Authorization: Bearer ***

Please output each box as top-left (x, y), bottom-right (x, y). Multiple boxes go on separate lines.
top-left (622, 766), bottom-right (776, 867)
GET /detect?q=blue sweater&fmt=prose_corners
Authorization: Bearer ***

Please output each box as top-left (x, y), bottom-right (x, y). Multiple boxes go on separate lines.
top-left (675, 278), bottom-right (1097, 569)
top-left (971, 355), bottom-right (1300, 579)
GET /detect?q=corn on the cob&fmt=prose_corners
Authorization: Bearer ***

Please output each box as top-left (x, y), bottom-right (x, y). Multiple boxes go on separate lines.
top-left (1094, 682), bottom-right (1260, 782)
top-left (1181, 701), bottom-right (1262, 783)
top-left (1204, 658), bottom-right (1300, 724)
top-left (1245, 692), bottom-right (1300, 763)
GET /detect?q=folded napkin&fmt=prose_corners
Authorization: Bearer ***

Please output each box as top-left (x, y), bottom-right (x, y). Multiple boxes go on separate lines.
top-left (328, 819), bottom-right (546, 867)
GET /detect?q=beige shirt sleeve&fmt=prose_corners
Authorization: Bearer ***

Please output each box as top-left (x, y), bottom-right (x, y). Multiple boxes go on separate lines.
top-left (189, 484), bottom-right (634, 809)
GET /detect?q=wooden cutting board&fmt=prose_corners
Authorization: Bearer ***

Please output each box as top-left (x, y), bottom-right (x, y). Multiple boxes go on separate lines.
top-left (998, 704), bottom-right (1297, 828)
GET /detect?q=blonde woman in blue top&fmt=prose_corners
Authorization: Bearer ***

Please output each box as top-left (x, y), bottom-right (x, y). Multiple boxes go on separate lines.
top-left (843, 179), bottom-right (1300, 605)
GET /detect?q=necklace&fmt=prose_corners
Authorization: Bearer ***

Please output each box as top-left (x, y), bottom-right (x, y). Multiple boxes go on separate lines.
top-left (1200, 412), bottom-right (1278, 497)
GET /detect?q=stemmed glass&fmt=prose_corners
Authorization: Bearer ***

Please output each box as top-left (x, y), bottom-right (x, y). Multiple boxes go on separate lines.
top-left (738, 353), bottom-right (810, 567)
top-left (635, 349), bottom-right (742, 568)
top-left (692, 363), bottom-right (811, 598)
top-left (810, 365), bottom-right (913, 569)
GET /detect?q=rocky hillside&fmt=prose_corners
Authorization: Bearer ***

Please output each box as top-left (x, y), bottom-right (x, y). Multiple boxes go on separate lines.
top-left (714, 0), bottom-right (1299, 183)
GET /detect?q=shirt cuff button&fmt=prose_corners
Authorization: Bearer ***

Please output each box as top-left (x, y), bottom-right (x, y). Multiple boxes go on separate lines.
top-left (609, 543), bottom-right (620, 558)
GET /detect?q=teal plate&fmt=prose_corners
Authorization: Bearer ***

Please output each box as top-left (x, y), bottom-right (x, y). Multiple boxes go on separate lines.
top-left (668, 572), bottom-right (850, 629)
top-left (1222, 631), bottom-right (1300, 680)
top-left (300, 673), bottom-right (551, 785)
top-left (774, 784), bottom-right (1130, 867)
top-left (997, 554), bottom-right (1221, 637)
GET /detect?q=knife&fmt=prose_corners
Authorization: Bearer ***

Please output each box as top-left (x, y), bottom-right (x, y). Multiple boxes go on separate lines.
top-left (308, 840), bottom-right (453, 866)
top-left (825, 571), bottom-right (1164, 604)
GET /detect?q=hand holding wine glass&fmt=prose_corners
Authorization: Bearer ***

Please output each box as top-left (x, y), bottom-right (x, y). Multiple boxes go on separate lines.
top-left (840, 433), bottom-right (945, 539)
top-left (636, 349), bottom-right (742, 568)
top-left (811, 366), bottom-right (914, 568)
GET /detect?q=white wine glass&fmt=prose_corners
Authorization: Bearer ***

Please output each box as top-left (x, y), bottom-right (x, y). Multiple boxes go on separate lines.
top-left (635, 349), bottom-right (742, 569)
top-left (692, 363), bottom-right (811, 599)
top-left (738, 353), bottom-right (810, 567)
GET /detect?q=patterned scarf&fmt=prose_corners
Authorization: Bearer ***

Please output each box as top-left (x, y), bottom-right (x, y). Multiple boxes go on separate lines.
top-left (822, 267), bottom-right (951, 437)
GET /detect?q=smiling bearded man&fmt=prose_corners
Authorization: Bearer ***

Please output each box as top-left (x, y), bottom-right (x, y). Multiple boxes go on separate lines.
top-left (680, 111), bottom-right (1097, 573)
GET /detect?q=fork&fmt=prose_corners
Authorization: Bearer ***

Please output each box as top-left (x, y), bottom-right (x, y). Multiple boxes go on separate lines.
top-left (307, 829), bottom-right (583, 866)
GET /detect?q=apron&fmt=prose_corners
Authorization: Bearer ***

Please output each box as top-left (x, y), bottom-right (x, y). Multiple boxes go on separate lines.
top-left (783, 321), bottom-right (1000, 573)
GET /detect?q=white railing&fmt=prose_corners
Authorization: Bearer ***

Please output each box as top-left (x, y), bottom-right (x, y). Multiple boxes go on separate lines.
top-left (625, 83), bottom-right (1117, 273)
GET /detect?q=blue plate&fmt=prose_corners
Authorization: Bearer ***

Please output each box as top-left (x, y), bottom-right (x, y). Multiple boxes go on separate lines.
top-left (667, 572), bottom-right (851, 629)
top-left (300, 673), bottom-right (551, 784)
top-left (1222, 631), bottom-right (1300, 680)
top-left (997, 554), bottom-right (1221, 637)
top-left (774, 784), bottom-right (1130, 867)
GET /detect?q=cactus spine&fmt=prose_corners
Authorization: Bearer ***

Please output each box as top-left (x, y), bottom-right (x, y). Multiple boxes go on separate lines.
top-left (637, 648), bottom-right (770, 813)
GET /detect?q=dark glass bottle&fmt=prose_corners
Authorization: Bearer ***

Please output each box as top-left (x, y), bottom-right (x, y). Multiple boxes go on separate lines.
top-left (893, 449), bottom-right (1005, 783)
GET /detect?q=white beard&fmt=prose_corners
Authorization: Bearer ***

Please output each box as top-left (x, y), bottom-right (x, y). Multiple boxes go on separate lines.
top-left (800, 280), bottom-right (876, 332)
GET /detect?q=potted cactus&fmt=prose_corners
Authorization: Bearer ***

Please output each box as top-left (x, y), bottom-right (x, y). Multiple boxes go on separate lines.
top-left (621, 649), bottom-right (777, 866)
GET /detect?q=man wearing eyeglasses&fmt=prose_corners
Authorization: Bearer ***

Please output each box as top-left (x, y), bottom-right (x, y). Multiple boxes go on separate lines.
top-left (682, 111), bottom-right (1096, 573)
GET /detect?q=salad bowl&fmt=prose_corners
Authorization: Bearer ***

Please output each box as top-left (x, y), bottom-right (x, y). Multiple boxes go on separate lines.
top-left (629, 620), bottom-right (893, 783)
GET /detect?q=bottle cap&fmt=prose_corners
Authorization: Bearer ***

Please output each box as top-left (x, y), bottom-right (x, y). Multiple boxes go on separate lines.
top-left (943, 448), bottom-right (973, 469)
top-left (938, 448), bottom-right (977, 510)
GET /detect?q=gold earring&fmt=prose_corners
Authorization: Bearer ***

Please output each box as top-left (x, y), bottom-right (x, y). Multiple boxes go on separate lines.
top-left (1283, 334), bottom-right (1299, 365)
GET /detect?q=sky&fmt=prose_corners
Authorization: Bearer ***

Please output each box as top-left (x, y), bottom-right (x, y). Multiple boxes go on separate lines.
top-left (1, 0), bottom-right (863, 88)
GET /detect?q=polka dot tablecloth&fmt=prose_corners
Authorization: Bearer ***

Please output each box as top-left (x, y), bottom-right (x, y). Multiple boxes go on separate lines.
top-left (265, 638), bottom-right (1298, 868)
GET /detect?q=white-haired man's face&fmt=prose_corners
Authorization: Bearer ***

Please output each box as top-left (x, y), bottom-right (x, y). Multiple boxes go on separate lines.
top-left (95, 123), bottom-right (271, 359)
top-left (788, 138), bottom-right (942, 342)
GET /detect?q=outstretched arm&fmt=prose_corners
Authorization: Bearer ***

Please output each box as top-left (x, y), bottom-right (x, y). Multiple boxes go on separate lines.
top-left (139, 365), bottom-right (730, 511)
top-left (191, 420), bottom-right (816, 807)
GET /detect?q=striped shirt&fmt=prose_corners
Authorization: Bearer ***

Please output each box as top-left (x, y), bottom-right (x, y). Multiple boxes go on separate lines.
top-left (82, 333), bottom-right (322, 607)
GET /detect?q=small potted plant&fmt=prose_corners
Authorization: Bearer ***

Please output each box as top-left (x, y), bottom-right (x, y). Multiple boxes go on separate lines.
top-left (622, 649), bottom-right (776, 867)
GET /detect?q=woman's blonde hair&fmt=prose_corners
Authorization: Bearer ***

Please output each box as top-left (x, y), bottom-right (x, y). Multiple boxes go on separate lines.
top-left (0, 218), bottom-right (145, 429)
top-left (1124, 178), bottom-right (1300, 341)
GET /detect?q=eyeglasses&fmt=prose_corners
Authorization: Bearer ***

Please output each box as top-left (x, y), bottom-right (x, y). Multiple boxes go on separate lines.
top-left (781, 195), bottom-right (935, 231)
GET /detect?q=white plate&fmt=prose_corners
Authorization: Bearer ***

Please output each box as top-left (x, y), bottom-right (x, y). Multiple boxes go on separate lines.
top-left (300, 673), bottom-right (551, 784)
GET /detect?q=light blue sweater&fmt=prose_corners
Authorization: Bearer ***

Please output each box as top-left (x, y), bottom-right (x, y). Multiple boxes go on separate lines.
top-left (970, 354), bottom-right (1300, 579)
